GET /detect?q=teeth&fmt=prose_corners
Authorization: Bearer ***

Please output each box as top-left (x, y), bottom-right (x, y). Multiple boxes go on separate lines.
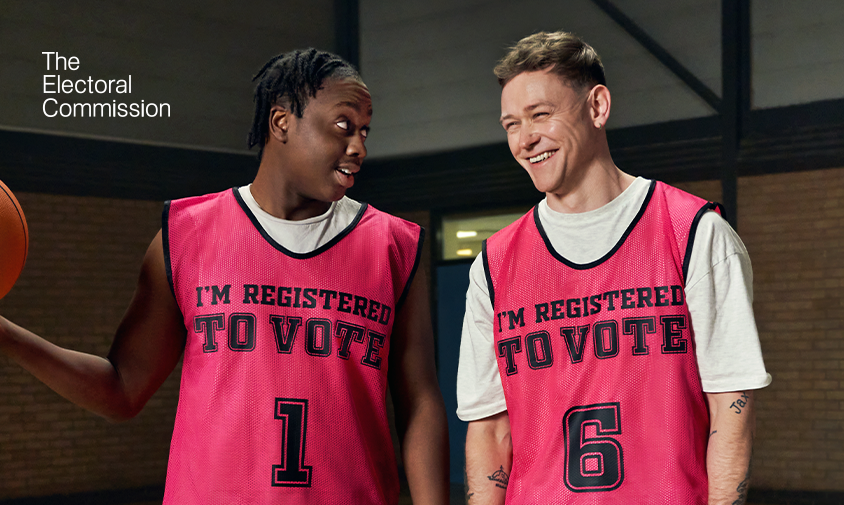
top-left (338, 168), bottom-right (352, 176)
top-left (529, 151), bottom-right (556, 164)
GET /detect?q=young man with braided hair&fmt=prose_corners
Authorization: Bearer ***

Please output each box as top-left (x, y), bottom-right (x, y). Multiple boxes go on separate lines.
top-left (457, 32), bottom-right (769, 504)
top-left (0, 48), bottom-right (449, 504)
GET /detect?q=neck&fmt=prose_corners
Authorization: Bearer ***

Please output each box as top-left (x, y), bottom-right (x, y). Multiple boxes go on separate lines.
top-left (250, 161), bottom-right (332, 221)
top-left (545, 146), bottom-right (634, 214)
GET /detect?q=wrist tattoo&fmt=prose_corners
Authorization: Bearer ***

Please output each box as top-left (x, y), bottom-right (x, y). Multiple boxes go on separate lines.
top-left (730, 392), bottom-right (750, 414)
top-left (731, 465), bottom-right (751, 505)
top-left (464, 467), bottom-right (474, 503)
top-left (709, 430), bottom-right (717, 438)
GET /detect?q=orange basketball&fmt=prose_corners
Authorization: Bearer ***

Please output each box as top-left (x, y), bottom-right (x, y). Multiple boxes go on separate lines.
top-left (0, 180), bottom-right (28, 299)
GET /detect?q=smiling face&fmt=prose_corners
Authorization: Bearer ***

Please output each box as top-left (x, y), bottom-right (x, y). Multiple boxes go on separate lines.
top-left (500, 68), bottom-right (602, 196)
top-left (278, 77), bottom-right (372, 204)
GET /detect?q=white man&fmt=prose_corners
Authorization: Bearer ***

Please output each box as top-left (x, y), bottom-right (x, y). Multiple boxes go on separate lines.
top-left (458, 31), bottom-right (770, 505)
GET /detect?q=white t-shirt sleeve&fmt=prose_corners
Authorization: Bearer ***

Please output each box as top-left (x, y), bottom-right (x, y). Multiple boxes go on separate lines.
top-left (686, 211), bottom-right (772, 392)
top-left (456, 253), bottom-right (508, 421)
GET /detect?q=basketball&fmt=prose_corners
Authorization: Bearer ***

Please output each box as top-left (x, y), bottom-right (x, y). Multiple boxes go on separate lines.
top-left (0, 180), bottom-right (28, 299)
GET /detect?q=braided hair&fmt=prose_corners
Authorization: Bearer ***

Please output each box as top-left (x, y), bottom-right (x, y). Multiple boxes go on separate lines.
top-left (248, 48), bottom-right (362, 160)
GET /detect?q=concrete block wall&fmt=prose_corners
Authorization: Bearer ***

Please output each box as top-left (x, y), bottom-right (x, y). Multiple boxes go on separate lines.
top-left (360, 0), bottom-right (719, 159)
top-left (1, 0), bottom-right (334, 151)
top-left (752, 0), bottom-right (844, 109)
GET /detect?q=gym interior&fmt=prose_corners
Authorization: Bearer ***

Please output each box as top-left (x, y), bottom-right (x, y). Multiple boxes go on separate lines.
top-left (1, 1), bottom-right (842, 503)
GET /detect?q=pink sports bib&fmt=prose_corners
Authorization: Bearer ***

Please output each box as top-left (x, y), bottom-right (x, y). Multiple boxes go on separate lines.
top-left (484, 181), bottom-right (720, 504)
top-left (163, 189), bottom-right (422, 504)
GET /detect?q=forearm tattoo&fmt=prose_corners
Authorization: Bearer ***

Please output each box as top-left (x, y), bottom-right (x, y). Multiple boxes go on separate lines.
top-left (488, 465), bottom-right (510, 489)
top-left (730, 392), bottom-right (750, 414)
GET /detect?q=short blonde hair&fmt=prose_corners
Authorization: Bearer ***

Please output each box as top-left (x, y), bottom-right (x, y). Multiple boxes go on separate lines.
top-left (494, 31), bottom-right (606, 89)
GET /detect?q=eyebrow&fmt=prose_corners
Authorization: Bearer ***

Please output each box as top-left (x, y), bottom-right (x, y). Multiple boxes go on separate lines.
top-left (333, 100), bottom-right (371, 114)
top-left (499, 102), bottom-right (552, 124)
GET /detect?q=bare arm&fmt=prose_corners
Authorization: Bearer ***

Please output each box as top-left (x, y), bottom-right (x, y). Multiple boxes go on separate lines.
top-left (465, 411), bottom-right (512, 504)
top-left (0, 230), bottom-right (186, 421)
top-left (388, 269), bottom-right (450, 504)
top-left (706, 390), bottom-right (755, 505)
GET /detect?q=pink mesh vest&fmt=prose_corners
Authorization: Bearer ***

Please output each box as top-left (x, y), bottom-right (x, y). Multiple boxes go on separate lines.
top-left (484, 181), bottom-right (721, 504)
top-left (163, 189), bottom-right (423, 504)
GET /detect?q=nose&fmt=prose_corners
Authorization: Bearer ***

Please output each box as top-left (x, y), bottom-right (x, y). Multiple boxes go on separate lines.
top-left (346, 133), bottom-right (367, 160)
top-left (518, 126), bottom-right (540, 151)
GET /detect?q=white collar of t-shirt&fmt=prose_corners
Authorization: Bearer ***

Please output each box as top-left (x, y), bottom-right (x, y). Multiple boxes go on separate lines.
top-left (536, 177), bottom-right (651, 265)
top-left (237, 185), bottom-right (362, 254)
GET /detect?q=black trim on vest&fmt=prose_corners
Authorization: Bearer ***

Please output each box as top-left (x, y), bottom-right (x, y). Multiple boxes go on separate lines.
top-left (482, 239), bottom-right (495, 308)
top-left (712, 202), bottom-right (726, 223)
top-left (682, 201), bottom-right (724, 284)
top-left (396, 227), bottom-right (425, 312)
top-left (161, 200), bottom-right (177, 301)
top-left (232, 187), bottom-right (368, 259)
top-left (533, 180), bottom-right (656, 270)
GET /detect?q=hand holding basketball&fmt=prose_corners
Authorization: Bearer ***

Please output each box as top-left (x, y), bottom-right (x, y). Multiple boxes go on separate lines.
top-left (0, 180), bottom-right (28, 299)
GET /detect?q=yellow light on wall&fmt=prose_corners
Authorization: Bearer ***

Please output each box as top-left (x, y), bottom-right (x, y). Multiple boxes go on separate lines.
top-left (456, 230), bottom-right (478, 238)
top-left (456, 249), bottom-right (473, 256)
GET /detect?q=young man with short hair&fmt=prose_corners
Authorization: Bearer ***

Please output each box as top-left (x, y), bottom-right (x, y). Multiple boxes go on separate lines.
top-left (0, 48), bottom-right (449, 505)
top-left (458, 32), bottom-right (769, 504)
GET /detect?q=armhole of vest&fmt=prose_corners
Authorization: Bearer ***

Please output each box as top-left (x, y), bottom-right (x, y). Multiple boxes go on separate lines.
top-left (482, 239), bottom-right (495, 309)
top-left (682, 202), bottom-right (721, 283)
top-left (161, 201), bottom-right (177, 301)
top-left (712, 202), bottom-right (726, 221)
top-left (396, 226), bottom-right (425, 312)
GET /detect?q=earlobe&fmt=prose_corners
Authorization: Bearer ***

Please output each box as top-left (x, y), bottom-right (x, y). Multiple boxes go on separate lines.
top-left (269, 105), bottom-right (289, 143)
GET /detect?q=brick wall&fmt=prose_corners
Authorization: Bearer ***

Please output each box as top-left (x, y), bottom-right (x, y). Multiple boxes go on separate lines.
top-left (0, 192), bottom-right (175, 499)
top-left (739, 167), bottom-right (844, 491)
top-left (677, 167), bottom-right (844, 492)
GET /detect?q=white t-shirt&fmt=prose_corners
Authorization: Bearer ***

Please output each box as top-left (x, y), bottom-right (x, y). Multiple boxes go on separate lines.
top-left (456, 177), bottom-right (772, 422)
top-left (238, 185), bottom-right (362, 253)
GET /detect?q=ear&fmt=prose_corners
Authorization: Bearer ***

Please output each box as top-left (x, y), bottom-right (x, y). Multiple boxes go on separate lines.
top-left (589, 85), bottom-right (611, 130)
top-left (268, 104), bottom-right (290, 143)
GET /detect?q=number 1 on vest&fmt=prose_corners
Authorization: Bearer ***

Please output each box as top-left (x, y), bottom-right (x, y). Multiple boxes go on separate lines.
top-left (272, 398), bottom-right (313, 487)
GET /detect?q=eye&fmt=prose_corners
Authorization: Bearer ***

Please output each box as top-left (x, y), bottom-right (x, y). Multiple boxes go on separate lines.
top-left (360, 127), bottom-right (369, 139)
top-left (503, 121), bottom-right (519, 132)
top-left (533, 112), bottom-right (548, 120)
top-left (336, 120), bottom-right (349, 130)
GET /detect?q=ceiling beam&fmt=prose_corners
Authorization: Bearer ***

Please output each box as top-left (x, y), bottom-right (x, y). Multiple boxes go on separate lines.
top-left (590, 0), bottom-right (722, 113)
